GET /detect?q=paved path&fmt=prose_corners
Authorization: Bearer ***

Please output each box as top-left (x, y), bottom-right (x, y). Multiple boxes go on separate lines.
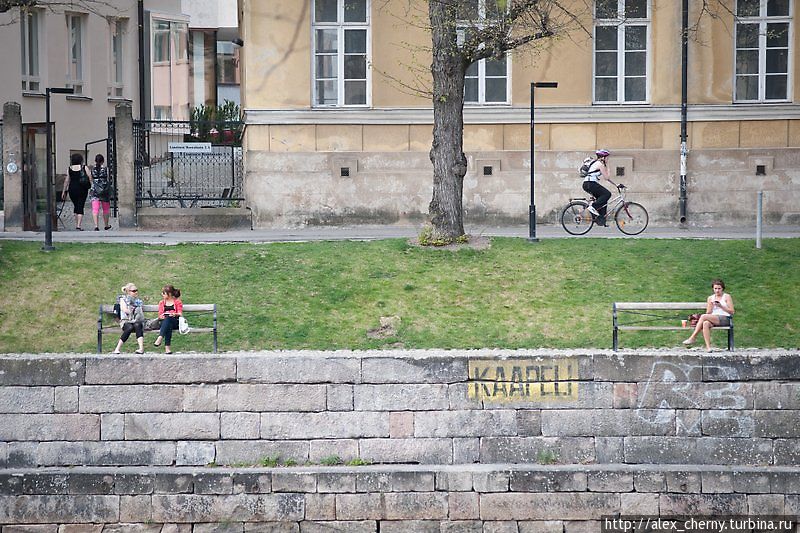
top-left (0, 223), bottom-right (798, 244)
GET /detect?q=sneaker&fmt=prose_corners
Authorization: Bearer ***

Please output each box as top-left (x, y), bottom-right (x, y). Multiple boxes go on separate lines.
top-left (597, 218), bottom-right (608, 227)
top-left (104, 225), bottom-right (112, 230)
top-left (587, 205), bottom-right (600, 217)
top-left (94, 227), bottom-right (99, 231)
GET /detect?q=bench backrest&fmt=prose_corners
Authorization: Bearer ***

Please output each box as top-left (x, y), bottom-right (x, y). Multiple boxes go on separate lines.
top-left (614, 302), bottom-right (707, 310)
top-left (99, 304), bottom-right (216, 314)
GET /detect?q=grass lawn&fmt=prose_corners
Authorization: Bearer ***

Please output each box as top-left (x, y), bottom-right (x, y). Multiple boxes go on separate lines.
top-left (0, 237), bottom-right (797, 353)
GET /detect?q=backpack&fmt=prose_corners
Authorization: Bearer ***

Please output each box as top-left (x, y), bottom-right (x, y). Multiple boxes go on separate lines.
top-left (579, 157), bottom-right (599, 178)
top-left (93, 176), bottom-right (111, 200)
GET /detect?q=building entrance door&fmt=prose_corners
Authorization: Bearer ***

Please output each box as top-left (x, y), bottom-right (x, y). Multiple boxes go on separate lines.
top-left (22, 124), bottom-right (52, 231)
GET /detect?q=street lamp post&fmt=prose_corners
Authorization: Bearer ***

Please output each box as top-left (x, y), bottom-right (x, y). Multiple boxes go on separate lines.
top-left (529, 81), bottom-right (558, 242)
top-left (43, 87), bottom-right (75, 251)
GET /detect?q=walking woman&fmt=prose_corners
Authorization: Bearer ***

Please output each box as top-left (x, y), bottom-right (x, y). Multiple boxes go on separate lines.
top-left (61, 153), bottom-right (91, 230)
top-left (89, 154), bottom-right (112, 231)
top-left (154, 285), bottom-right (183, 354)
top-left (113, 283), bottom-right (146, 354)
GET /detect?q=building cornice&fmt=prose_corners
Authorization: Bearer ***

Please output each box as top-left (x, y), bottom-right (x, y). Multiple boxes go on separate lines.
top-left (245, 104), bottom-right (800, 125)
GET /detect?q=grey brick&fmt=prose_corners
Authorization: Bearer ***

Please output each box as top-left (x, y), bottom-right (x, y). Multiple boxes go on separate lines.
top-left (770, 472), bottom-right (800, 494)
top-left (305, 493), bottom-right (336, 520)
top-left (244, 523), bottom-right (298, 533)
top-left (317, 473), bottom-right (356, 493)
top-left (480, 437), bottom-right (595, 464)
top-left (509, 471), bottom-right (587, 492)
top-left (665, 471), bottom-right (702, 494)
top-left (748, 494), bottom-right (785, 515)
top-left (480, 493), bottom-right (619, 520)
top-left (183, 385), bottom-right (218, 411)
top-left (676, 410), bottom-right (702, 436)
top-left (415, 411), bottom-right (517, 438)
top-left (0, 387), bottom-right (53, 413)
top-left (732, 471), bottom-right (771, 494)
top-left (613, 383), bottom-right (638, 409)
top-left (0, 442), bottom-right (7, 468)
top-left (23, 473), bottom-right (68, 495)
top-left (222, 413), bottom-right (261, 439)
top-left (79, 385), bottom-right (183, 413)
top-left (624, 437), bottom-right (774, 465)
top-left (194, 473), bottom-right (234, 494)
top-left (473, 471), bottom-right (509, 492)
top-left (436, 472), bottom-right (473, 492)
top-left (442, 521), bottom-right (482, 533)
top-left (389, 472), bottom-right (434, 492)
top-left (517, 521), bottom-right (564, 533)
top-left (754, 410), bottom-right (800, 438)
top-left (620, 493), bottom-right (659, 515)
top-left (701, 471), bottom-right (733, 493)
top-left (158, 526), bottom-right (193, 533)
top-left (483, 522), bottom-right (520, 533)
top-left (516, 411), bottom-right (541, 437)
top-left (0, 495), bottom-right (119, 523)
top-left (0, 473), bottom-right (23, 495)
top-left (448, 491), bottom-right (479, 519)
top-left (359, 438), bottom-right (452, 464)
top-left (100, 526), bottom-right (161, 533)
top-left (353, 384), bottom-right (449, 411)
top-left (233, 473), bottom-right (272, 494)
top-left (362, 356), bottom-right (467, 384)
top-left (261, 412), bottom-right (388, 439)
top-left (272, 472), bottom-right (317, 493)
top-left (634, 383), bottom-right (752, 409)
top-left (775, 439), bottom-right (800, 465)
top-left (100, 413), bottom-right (124, 440)
top-left (355, 472), bottom-right (391, 492)
top-left (704, 354), bottom-right (800, 381)
top-left (22, 441), bottom-right (175, 467)
top-left (541, 409), bottom-right (674, 437)
top-left (327, 385), bottom-right (353, 411)
top-left (659, 494), bottom-right (747, 515)
top-left (389, 412), bottom-right (414, 438)
top-left (151, 494), bottom-right (304, 522)
top-left (379, 521), bottom-right (440, 533)
top-left (453, 438), bottom-right (480, 464)
top-left (218, 384), bottom-right (326, 411)
top-left (67, 473), bottom-right (114, 495)
top-left (215, 441), bottom-right (309, 466)
top-left (299, 522), bottom-right (375, 533)
top-left (193, 524), bottom-right (244, 533)
top-left (120, 494), bottom-right (152, 522)
top-left (788, 495), bottom-right (800, 515)
top-left (125, 413), bottom-right (220, 440)
top-left (383, 492), bottom-right (447, 520)
top-left (335, 493), bottom-right (383, 520)
top-left (58, 526), bottom-right (105, 533)
top-left (114, 473), bottom-right (154, 495)
top-left (593, 354), bottom-right (702, 382)
top-left (0, 414), bottom-right (99, 441)
top-left (595, 437), bottom-right (624, 464)
top-left (155, 473), bottom-right (194, 493)
top-left (309, 440), bottom-right (358, 463)
top-left (0, 357), bottom-right (85, 386)
top-left (176, 441), bottom-right (216, 466)
top-left (701, 410), bottom-right (755, 437)
top-left (2, 526), bottom-right (58, 532)
top-left (753, 382), bottom-right (800, 409)
top-left (237, 356), bottom-right (361, 384)
top-left (85, 356), bottom-right (236, 384)
top-left (448, 383), bottom-right (482, 410)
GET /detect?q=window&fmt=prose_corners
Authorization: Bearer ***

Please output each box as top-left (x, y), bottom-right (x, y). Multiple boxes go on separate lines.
top-left (217, 40), bottom-right (240, 85)
top-left (109, 19), bottom-right (127, 98)
top-left (735, 0), bottom-right (792, 102)
top-left (67, 13), bottom-right (86, 95)
top-left (20, 9), bottom-right (42, 92)
top-left (313, 0), bottom-right (369, 107)
top-left (594, 0), bottom-right (649, 103)
top-left (458, 1), bottom-right (510, 105)
top-left (151, 17), bottom-right (190, 120)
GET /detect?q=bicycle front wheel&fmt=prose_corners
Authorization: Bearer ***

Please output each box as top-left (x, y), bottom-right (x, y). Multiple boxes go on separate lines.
top-left (615, 201), bottom-right (649, 235)
top-left (560, 201), bottom-right (594, 235)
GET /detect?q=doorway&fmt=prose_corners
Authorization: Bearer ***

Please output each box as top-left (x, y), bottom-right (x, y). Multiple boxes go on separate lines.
top-left (22, 123), bottom-right (49, 231)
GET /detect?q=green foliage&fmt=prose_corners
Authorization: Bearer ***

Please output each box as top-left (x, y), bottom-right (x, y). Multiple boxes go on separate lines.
top-left (188, 100), bottom-right (243, 145)
top-left (346, 458), bottom-right (372, 466)
top-left (536, 449), bottom-right (558, 465)
top-left (319, 455), bottom-right (343, 466)
top-left (283, 458), bottom-right (298, 467)
top-left (0, 238), bottom-right (798, 353)
top-left (259, 455), bottom-right (280, 468)
top-left (418, 225), bottom-right (469, 246)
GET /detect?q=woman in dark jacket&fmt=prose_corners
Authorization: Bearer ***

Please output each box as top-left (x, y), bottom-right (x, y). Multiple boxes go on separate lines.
top-left (61, 153), bottom-right (91, 230)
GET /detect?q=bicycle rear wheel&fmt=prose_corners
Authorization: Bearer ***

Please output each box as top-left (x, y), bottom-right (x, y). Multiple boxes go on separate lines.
top-left (615, 201), bottom-right (648, 235)
top-left (560, 201), bottom-right (594, 235)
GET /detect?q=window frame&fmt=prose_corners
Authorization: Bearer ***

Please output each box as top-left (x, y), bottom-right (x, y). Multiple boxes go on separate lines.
top-left (20, 8), bottom-right (43, 93)
top-left (109, 18), bottom-right (127, 99)
top-left (66, 12), bottom-right (87, 96)
top-left (312, 0), bottom-right (371, 108)
top-left (734, 0), bottom-right (793, 103)
top-left (458, 1), bottom-right (512, 106)
top-left (593, 0), bottom-right (651, 104)
top-left (149, 14), bottom-right (191, 120)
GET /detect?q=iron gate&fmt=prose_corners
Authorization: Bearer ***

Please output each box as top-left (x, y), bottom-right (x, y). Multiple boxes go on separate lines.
top-left (132, 119), bottom-right (244, 208)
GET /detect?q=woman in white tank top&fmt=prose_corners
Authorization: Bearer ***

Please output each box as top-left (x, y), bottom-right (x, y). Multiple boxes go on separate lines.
top-left (683, 279), bottom-right (735, 352)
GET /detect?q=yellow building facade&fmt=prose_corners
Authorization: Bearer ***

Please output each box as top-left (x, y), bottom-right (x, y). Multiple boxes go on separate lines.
top-left (239, 0), bottom-right (800, 227)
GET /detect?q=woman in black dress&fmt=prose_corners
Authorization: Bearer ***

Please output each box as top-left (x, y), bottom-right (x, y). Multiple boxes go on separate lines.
top-left (61, 153), bottom-right (91, 230)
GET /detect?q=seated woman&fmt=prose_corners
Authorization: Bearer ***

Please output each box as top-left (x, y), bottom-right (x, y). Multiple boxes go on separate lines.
top-left (683, 279), bottom-right (735, 352)
top-left (153, 285), bottom-right (183, 354)
top-left (113, 283), bottom-right (145, 354)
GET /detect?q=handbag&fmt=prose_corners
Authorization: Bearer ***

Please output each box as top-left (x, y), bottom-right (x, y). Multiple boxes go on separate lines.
top-left (79, 167), bottom-right (90, 189)
top-left (178, 316), bottom-right (190, 334)
top-left (688, 313), bottom-right (701, 327)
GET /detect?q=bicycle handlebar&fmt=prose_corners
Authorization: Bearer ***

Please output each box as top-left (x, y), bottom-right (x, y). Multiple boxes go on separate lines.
top-left (617, 183), bottom-right (626, 190)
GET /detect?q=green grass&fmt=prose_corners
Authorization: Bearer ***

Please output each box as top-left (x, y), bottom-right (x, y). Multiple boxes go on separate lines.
top-left (0, 238), bottom-right (797, 353)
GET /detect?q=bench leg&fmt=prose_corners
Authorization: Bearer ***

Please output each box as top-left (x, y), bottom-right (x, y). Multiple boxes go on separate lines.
top-left (728, 328), bottom-right (734, 351)
top-left (613, 328), bottom-right (618, 351)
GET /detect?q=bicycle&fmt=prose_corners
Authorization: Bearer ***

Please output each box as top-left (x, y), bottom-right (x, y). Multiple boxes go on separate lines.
top-left (560, 184), bottom-right (648, 236)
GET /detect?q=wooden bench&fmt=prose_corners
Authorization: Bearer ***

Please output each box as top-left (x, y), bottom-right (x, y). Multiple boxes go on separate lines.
top-left (97, 304), bottom-right (218, 353)
top-left (613, 302), bottom-right (734, 351)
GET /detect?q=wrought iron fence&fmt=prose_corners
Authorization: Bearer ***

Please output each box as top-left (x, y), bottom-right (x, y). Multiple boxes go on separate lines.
top-left (133, 119), bottom-right (244, 209)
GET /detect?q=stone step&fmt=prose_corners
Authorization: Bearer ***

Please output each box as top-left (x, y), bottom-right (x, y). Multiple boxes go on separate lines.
top-left (1, 465), bottom-right (799, 530)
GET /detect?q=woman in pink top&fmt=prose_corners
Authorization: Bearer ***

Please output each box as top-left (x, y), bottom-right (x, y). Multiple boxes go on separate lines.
top-left (153, 285), bottom-right (183, 354)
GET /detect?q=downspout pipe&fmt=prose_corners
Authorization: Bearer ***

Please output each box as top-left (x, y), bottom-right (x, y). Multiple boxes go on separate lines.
top-left (679, 0), bottom-right (689, 224)
top-left (138, 0), bottom-right (146, 122)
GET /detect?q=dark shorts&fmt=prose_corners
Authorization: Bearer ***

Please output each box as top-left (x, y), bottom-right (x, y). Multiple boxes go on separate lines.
top-left (716, 316), bottom-right (731, 327)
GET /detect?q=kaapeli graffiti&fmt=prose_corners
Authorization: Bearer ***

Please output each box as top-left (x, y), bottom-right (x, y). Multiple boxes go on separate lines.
top-left (468, 358), bottom-right (578, 402)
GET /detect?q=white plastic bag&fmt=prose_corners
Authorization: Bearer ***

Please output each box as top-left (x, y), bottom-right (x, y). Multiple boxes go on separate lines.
top-left (178, 316), bottom-right (190, 335)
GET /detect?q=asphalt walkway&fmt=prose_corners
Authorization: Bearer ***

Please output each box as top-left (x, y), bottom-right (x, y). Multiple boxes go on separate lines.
top-left (0, 222), bottom-right (798, 245)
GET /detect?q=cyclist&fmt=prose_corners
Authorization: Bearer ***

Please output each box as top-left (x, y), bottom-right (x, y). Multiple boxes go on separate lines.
top-left (582, 149), bottom-right (617, 227)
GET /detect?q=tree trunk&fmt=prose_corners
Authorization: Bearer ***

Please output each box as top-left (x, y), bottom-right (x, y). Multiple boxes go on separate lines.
top-left (428, 1), bottom-right (467, 240)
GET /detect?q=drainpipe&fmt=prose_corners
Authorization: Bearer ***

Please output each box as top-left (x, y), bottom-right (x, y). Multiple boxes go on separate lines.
top-left (679, 0), bottom-right (689, 224)
top-left (138, 0), bottom-right (146, 121)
